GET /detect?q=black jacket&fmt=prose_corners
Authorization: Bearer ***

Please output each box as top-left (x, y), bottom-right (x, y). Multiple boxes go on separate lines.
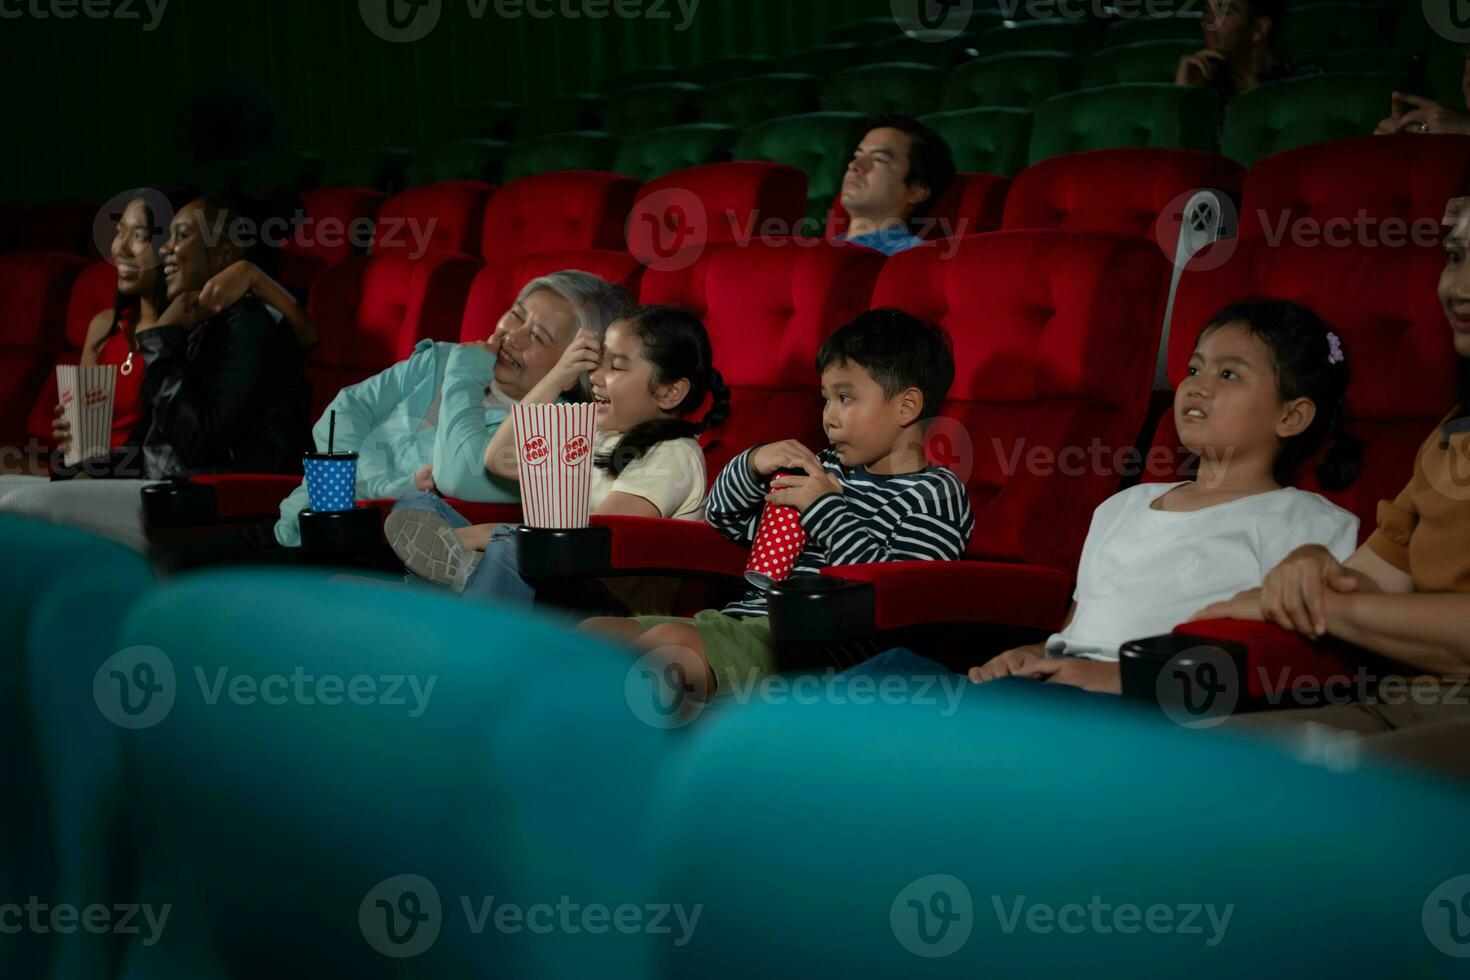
top-left (60, 298), bottom-right (312, 481)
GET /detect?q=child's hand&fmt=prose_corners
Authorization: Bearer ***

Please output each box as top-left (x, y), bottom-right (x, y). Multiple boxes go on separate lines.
top-left (766, 457), bottom-right (841, 512)
top-left (1015, 657), bottom-right (1121, 695)
top-left (968, 644), bottom-right (1045, 684)
top-left (1189, 588), bottom-right (1265, 625)
top-left (414, 464), bottom-right (437, 494)
top-left (748, 439), bottom-right (822, 479)
top-left (543, 329), bottom-right (602, 395)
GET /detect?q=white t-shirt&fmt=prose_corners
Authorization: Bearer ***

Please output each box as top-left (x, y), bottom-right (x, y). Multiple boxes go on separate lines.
top-left (588, 431), bottom-right (706, 521)
top-left (1049, 482), bottom-right (1360, 661)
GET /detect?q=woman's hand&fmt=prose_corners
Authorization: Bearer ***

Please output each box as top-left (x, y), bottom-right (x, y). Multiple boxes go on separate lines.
top-left (1390, 94), bottom-right (1470, 136)
top-left (198, 260), bottom-right (259, 315)
top-left (968, 644), bottom-right (1046, 684)
top-left (51, 403), bottom-right (71, 456)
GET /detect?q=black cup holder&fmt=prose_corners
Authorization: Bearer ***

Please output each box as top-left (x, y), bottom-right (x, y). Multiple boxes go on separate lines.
top-left (515, 525), bottom-right (612, 579)
top-left (767, 574), bottom-right (876, 648)
top-left (1119, 632), bottom-right (1249, 710)
top-left (299, 507), bottom-right (383, 555)
top-left (141, 479), bottom-right (217, 529)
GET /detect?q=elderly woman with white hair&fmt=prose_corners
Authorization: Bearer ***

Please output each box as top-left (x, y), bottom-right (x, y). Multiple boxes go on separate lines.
top-left (274, 270), bottom-right (634, 547)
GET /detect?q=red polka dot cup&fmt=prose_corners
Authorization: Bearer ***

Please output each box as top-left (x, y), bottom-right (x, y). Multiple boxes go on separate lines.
top-left (745, 501), bottom-right (807, 591)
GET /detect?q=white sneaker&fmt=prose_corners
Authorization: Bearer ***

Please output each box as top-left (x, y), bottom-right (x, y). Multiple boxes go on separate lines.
top-left (385, 508), bottom-right (483, 593)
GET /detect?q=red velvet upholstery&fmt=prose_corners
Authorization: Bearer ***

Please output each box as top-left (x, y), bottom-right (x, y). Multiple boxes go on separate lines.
top-left (629, 162), bottom-right (809, 265)
top-left (479, 171), bottom-right (639, 261)
top-left (0, 251), bottom-right (90, 444)
top-left (458, 249), bottom-right (644, 343)
top-left (192, 474), bottom-right (305, 520)
top-left (371, 181), bottom-right (493, 259)
top-left (16, 202), bottom-right (101, 256)
top-left (1239, 135), bottom-right (1470, 242)
top-left (1001, 148), bottom-right (1246, 261)
top-left (306, 253), bottom-right (479, 419)
top-left (591, 515), bottom-right (749, 577)
top-left (824, 172), bottom-right (1010, 240)
top-left (639, 238), bottom-right (889, 480)
top-left (1153, 236), bottom-right (1458, 537)
top-left (277, 187), bottom-right (386, 294)
top-left (26, 259), bottom-right (124, 444)
top-left (825, 561), bottom-right (1071, 632)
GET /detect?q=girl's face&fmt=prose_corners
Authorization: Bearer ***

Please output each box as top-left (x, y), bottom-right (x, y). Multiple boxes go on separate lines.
top-left (588, 320), bottom-right (686, 434)
top-left (1176, 322), bottom-right (1312, 467)
top-left (1441, 213), bottom-right (1470, 359)
top-left (112, 199), bottom-right (161, 298)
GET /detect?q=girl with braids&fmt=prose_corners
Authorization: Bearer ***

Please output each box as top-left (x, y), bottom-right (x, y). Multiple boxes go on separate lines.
top-left (387, 305), bottom-right (727, 613)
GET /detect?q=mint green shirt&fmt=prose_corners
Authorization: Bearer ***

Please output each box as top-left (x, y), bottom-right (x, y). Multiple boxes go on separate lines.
top-left (274, 340), bottom-right (520, 546)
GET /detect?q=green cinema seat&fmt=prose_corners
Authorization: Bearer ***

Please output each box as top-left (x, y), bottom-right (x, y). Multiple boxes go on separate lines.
top-left (776, 42), bottom-right (875, 79)
top-left (702, 73), bottom-right (821, 129)
top-left (826, 16), bottom-right (904, 45)
top-left (1307, 48), bottom-right (1424, 77)
top-left (1279, 3), bottom-right (1400, 63)
top-left (602, 82), bottom-right (704, 139)
top-left (502, 131), bottom-right (619, 182)
top-left (240, 150), bottom-right (326, 195)
top-left (1102, 11), bottom-right (1205, 46)
top-left (325, 146), bottom-right (413, 194)
top-left (920, 107), bottom-right (1033, 176)
top-left (1083, 40), bottom-right (1197, 87)
top-left (1220, 71), bottom-right (1414, 166)
top-left (112, 570), bottom-right (681, 978)
top-left (1029, 83), bottom-right (1221, 163)
top-left (821, 62), bottom-right (948, 117)
top-left (1, 515), bottom-right (157, 980)
top-left (944, 53), bottom-right (1084, 110)
top-left (971, 18), bottom-right (1102, 58)
top-left (681, 55), bottom-right (777, 86)
top-left (643, 680), bottom-right (1470, 976)
top-left (614, 124), bottom-right (740, 181)
top-left (519, 93), bottom-right (605, 140)
top-left (600, 64), bottom-right (680, 94)
top-left (871, 29), bottom-right (988, 69)
top-left (734, 111), bottom-right (865, 221)
top-left (404, 139), bottom-right (509, 188)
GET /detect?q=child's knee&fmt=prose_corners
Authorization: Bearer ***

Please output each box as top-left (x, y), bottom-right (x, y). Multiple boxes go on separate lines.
top-left (636, 623), bottom-right (716, 700)
top-left (578, 616), bottom-right (645, 643)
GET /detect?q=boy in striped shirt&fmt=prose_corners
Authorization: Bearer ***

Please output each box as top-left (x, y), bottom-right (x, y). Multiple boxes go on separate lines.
top-left (583, 310), bottom-right (974, 700)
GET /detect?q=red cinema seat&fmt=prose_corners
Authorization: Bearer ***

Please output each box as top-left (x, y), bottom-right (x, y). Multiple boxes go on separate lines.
top-left (0, 251), bottom-right (90, 445)
top-left (371, 180), bottom-right (494, 259)
top-left (1138, 233), bottom-right (1459, 701)
top-left (21, 202), bottom-right (101, 256)
top-left (480, 171), bottom-right (639, 261)
top-left (276, 187), bottom-right (386, 295)
top-left (457, 249), bottom-right (644, 344)
top-left (25, 259), bottom-right (143, 449)
top-left (627, 162), bottom-right (808, 266)
top-left (1238, 135), bottom-right (1470, 243)
top-left (824, 172), bottom-right (1011, 242)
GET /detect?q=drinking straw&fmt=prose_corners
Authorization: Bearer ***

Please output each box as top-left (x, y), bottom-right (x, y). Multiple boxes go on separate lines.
top-left (328, 410), bottom-right (336, 455)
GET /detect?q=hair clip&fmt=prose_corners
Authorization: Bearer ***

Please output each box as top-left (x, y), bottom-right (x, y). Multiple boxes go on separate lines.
top-left (1326, 332), bottom-right (1344, 365)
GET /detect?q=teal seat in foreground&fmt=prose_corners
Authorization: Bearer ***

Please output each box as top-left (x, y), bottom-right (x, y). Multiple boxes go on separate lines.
top-left (1221, 71), bottom-right (1415, 166)
top-left (921, 107), bottom-right (1034, 176)
top-left (1029, 83), bottom-right (1221, 163)
top-left (644, 682), bottom-right (1470, 975)
top-left (114, 570), bottom-right (680, 978)
top-left (1, 515), bottom-right (156, 980)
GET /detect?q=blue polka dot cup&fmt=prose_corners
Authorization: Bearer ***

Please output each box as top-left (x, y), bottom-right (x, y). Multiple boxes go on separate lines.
top-left (303, 452), bottom-right (359, 513)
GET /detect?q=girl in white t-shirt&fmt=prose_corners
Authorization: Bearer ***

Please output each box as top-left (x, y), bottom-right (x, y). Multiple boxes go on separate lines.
top-left (386, 306), bottom-right (726, 612)
top-left (970, 299), bottom-right (1362, 693)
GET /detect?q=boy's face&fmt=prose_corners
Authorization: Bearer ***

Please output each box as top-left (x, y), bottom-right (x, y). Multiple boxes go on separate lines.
top-left (820, 359), bottom-right (917, 468)
top-left (1175, 322), bottom-right (1300, 466)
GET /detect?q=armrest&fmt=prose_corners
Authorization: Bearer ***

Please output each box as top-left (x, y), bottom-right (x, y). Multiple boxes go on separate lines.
top-left (821, 561), bottom-right (1072, 633)
top-left (588, 515), bottom-right (749, 579)
top-left (1170, 619), bottom-right (1357, 702)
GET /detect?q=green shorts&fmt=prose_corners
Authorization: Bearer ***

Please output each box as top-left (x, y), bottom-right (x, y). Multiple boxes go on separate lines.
top-left (634, 609), bottom-right (775, 695)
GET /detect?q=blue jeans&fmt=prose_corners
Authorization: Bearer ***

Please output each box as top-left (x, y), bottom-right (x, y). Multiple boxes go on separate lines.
top-left (844, 647), bottom-right (955, 678)
top-left (391, 492), bottom-right (535, 607)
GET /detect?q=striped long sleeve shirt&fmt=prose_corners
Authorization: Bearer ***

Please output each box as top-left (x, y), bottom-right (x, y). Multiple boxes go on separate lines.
top-left (707, 447), bottom-right (975, 618)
